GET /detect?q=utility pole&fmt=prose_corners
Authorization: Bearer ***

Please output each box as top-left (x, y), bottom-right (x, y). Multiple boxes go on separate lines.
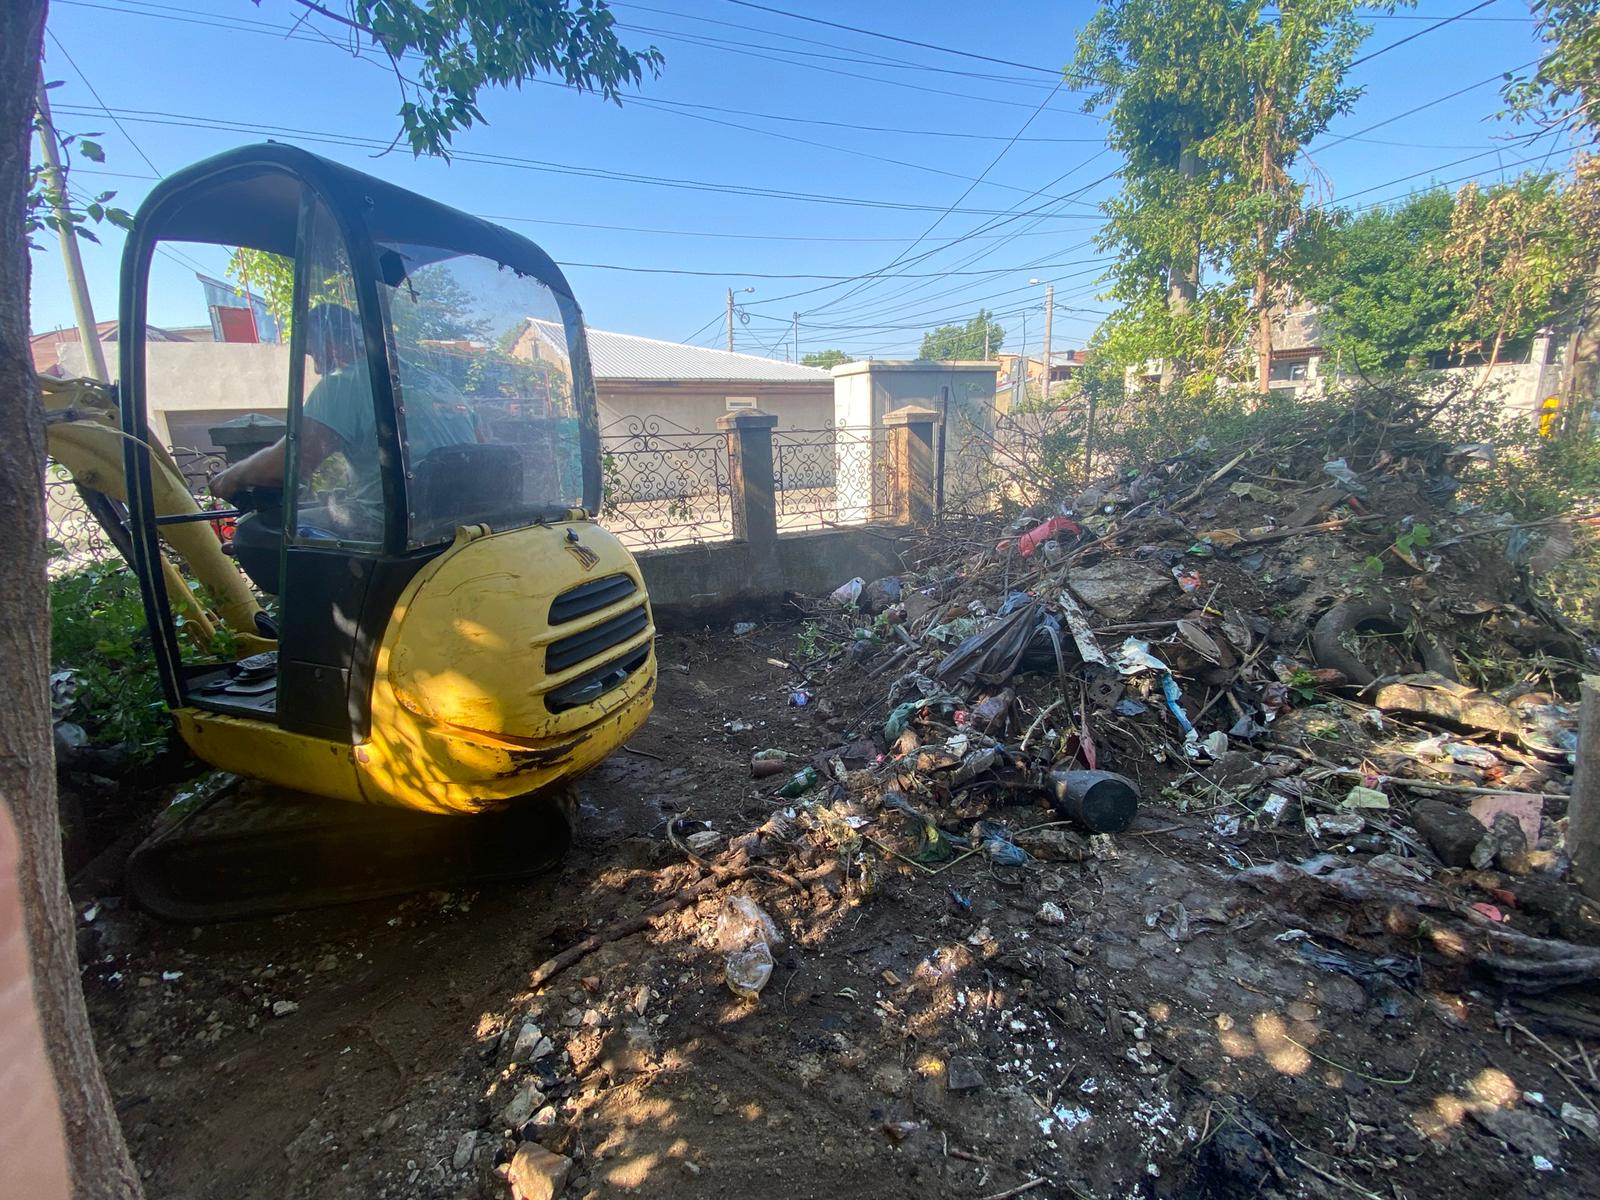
top-left (727, 287), bottom-right (735, 353)
top-left (1041, 284), bottom-right (1054, 404)
top-left (35, 77), bottom-right (109, 383)
top-left (792, 311), bottom-right (799, 363)
top-left (983, 325), bottom-right (990, 361)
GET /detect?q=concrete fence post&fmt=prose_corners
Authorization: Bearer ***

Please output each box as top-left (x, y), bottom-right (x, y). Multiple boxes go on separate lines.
top-left (883, 405), bottom-right (942, 526)
top-left (717, 408), bottom-right (780, 545)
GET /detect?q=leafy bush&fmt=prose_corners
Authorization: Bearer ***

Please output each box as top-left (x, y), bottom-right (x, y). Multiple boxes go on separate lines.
top-left (50, 561), bottom-right (170, 761)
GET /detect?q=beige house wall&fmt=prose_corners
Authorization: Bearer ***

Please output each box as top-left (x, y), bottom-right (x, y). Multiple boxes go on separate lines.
top-left (596, 382), bottom-right (834, 434)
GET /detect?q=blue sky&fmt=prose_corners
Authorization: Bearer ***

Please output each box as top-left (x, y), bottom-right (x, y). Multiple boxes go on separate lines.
top-left (31, 0), bottom-right (1571, 361)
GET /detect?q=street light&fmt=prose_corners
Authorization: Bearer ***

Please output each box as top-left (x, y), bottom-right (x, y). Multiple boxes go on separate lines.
top-left (727, 286), bottom-right (755, 352)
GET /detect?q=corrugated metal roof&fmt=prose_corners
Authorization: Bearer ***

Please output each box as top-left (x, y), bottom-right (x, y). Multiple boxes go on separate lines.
top-left (524, 320), bottom-right (832, 384)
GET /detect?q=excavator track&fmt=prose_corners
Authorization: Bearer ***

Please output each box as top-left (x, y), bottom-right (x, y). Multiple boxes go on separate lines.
top-left (126, 779), bottom-right (576, 922)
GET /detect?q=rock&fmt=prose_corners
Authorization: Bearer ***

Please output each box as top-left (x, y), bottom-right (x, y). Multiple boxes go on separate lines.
top-left (507, 1144), bottom-right (573, 1200)
top-left (579, 1008), bottom-right (604, 1029)
top-left (629, 985), bottom-right (651, 1016)
top-left (1036, 901), bottom-right (1067, 926)
top-left (1470, 1105), bottom-right (1562, 1164)
top-left (498, 1081), bottom-right (546, 1131)
top-left (1561, 1102), bottom-right (1599, 1141)
top-left (1374, 681), bottom-right (1520, 740)
top-left (1014, 827), bottom-right (1089, 862)
top-left (1410, 800), bottom-right (1489, 868)
top-left (1305, 813), bottom-right (1364, 839)
top-left (1067, 559), bottom-right (1176, 621)
top-left (315, 953), bottom-right (339, 973)
top-left (509, 1021), bottom-right (544, 1063)
top-left (271, 1000), bottom-right (299, 1018)
top-left (685, 829), bottom-right (722, 856)
top-left (946, 1058), bottom-right (984, 1094)
top-left (1472, 810), bottom-right (1530, 872)
top-left (522, 1105), bottom-right (559, 1141)
top-left (452, 1131), bottom-right (478, 1171)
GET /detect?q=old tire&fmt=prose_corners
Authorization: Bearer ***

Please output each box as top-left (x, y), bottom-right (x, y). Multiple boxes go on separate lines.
top-left (1312, 600), bottom-right (1456, 686)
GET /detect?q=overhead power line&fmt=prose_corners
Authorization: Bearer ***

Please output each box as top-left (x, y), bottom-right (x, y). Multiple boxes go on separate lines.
top-left (716, 0), bottom-right (1067, 77)
top-left (1348, 0), bottom-right (1503, 69)
top-left (50, 104), bottom-right (1103, 219)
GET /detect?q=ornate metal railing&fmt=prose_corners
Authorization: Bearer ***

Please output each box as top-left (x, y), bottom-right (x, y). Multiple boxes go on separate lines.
top-left (771, 423), bottom-right (893, 532)
top-left (169, 445), bottom-right (229, 495)
top-left (598, 416), bottom-right (734, 548)
top-left (44, 463), bottom-right (123, 575)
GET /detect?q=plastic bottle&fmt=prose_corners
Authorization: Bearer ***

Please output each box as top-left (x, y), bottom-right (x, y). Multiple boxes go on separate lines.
top-left (716, 895), bottom-right (783, 1000)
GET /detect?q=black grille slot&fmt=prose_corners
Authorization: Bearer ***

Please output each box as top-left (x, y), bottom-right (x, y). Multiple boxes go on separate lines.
top-left (549, 574), bottom-right (637, 624)
top-left (547, 646), bottom-right (649, 713)
top-left (545, 605), bottom-right (648, 673)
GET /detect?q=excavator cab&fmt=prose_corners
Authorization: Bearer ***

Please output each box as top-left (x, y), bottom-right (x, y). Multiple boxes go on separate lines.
top-left (76, 145), bottom-right (657, 915)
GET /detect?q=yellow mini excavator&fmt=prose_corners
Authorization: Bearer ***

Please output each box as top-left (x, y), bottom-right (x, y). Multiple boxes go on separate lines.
top-left (44, 144), bottom-right (656, 918)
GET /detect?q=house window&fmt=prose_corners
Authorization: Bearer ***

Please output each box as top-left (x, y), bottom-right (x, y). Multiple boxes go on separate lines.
top-left (725, 397), bottom-right (758, 411)
top-left (1269, 357), bottom-right (1309, 383)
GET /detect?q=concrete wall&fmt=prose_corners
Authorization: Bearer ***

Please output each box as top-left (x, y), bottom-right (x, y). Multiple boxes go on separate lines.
top-left (832, 360), bottom-right (1000, 507)
top-left (637, 525), bottom-right (913, 628)
top-left (596, 382), bottom-right (833, 434)
top-left (61, 340), bottom-right (294, 446)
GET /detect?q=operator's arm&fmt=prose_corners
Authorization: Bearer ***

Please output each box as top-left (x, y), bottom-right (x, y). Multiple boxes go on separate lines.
top-left (209, 418), bottom-right (338, 499)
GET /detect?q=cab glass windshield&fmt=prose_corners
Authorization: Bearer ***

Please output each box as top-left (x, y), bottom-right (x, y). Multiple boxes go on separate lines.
top-left (377, 244), bottom-right (584, 547)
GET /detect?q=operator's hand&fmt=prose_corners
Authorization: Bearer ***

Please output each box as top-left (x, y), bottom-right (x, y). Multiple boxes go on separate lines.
top-left (209, 461), bottom-right (245, 500)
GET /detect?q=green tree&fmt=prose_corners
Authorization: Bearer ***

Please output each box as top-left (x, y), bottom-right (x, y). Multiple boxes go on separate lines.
top-left (919, 308), bottom-right (1005, 360)
top-left (801, 349), bottom-right (852, 369)
top-left (1508, 0), bottom-right (1599, 135)
top-left (1074, 0), bottom-right (1384, 388)
top-left (1, 5), bottom-right (662, 1197)
top-left (1295, 191), bottom-right (1472, 373)
top-left (1439, 171), bottom-right (1583, 370)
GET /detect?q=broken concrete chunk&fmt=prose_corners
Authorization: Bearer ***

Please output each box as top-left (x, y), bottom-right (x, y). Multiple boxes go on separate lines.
top-left (1410, 800), bottom-right (1489, 868)
top-left (1067, 559), bottom-right (1176, 621)
top-left (1374, 682), bottom-right (1520, 739)
top-left (451, 1131), bottom-right (477, 1172)
top-left (1305, 813), bottom-right (1365, 839)
top-left (506, 1143), bottom-right (574, 1200)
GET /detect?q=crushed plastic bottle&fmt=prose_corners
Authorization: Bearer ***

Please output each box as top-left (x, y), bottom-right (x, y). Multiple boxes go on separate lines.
top-left (716, 895), bottom-right (783, 1000)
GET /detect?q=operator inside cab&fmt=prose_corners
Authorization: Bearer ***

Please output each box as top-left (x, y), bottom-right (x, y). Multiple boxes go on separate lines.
top-left (212, 302), bottom-right (478, 553)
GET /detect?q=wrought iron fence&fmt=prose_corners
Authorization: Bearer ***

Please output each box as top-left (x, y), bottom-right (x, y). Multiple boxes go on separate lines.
top-left (169, 444), bottom-right (229, 495)
top-left (44, 463), bottom-right (123, 575)
top-left (598, 416), bottom-right (734, 548)
top-left (772, 423), bottom-right (893, 532)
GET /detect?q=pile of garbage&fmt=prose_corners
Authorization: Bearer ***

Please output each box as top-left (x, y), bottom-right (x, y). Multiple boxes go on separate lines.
top-left (739, 415), bottom-right (1600, 1012)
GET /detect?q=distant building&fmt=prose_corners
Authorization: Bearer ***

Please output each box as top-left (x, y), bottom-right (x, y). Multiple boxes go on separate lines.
top-left (30, 320), bottom-right (212, 378)
top-left (995, 348), bottom-right (1087, 406)
top-left (513, 320), bottom-right (834, 432)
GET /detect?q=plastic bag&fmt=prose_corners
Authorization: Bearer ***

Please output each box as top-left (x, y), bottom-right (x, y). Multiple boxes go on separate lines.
top-left (716, 896), bottom-right (783, 1000)
top-left (830, 577), bottom-right (865, 606)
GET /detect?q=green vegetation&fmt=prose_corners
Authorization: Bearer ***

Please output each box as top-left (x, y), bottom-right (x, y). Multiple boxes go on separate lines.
top-left (1074, 0), bottom-right (1382, 387)
top-left (919, 309), bottom-right (1005, 360)
top-left (49, 561), bottom-right (169, 762)
top-left (802, 349), bottom-right (853, 370)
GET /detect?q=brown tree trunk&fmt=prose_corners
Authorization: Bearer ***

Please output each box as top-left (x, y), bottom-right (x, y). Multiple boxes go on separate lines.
top-left (1160, 142), bottom-right (1199, 393)
top-left (1254, 92), bottom-right (1275, 390)
top-left (0, 3), bottom-right (144, 1196)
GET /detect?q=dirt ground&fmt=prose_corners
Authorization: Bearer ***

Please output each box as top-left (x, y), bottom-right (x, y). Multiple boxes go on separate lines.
top-left (80, 625), bottom-right (1600, 1200)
